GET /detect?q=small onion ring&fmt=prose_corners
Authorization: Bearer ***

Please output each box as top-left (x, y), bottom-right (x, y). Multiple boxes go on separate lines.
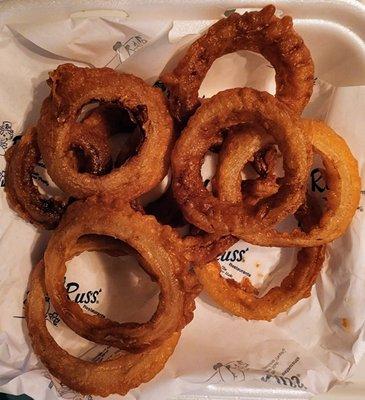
top-left (44, 196), bottom-right (200, 352)
top-left (5, 127), bottom-right (67, 229)
top-left (172, 87), bottom-right (311, 237)
top-left (216, 119), bottom-right (361, 246)
top-left (37, 64), bottom-right (174, 200)
top-left (26, 260), bottom-right (180, 397)
top-left (161, 5), bottom-right (314, 122)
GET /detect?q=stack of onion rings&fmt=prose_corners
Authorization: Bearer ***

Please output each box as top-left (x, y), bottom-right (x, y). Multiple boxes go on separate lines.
top-left (214, 119), bottom-right (360, 246)
top-left (171, 87), bottom-right (312, 236)
top-left (26, 236), bottom-right (181, 397)
top-left (194, 126), bottom-right (326, 320)
top-left (3, 5), bottom-right (360, 397)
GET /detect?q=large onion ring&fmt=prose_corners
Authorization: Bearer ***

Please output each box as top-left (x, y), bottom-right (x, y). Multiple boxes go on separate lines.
top-left (172, 87), bottom-right (311, 237)
top-left (215, 119), bottom-right (361, 246)
top-left (161, 5), bottom-right (314, 122)
top-left (37, 64), bottom-right (174, 199)
top-left (26, 260), bottom-right (180, 396)
top-left (44, 196), bottom-right (199, 352)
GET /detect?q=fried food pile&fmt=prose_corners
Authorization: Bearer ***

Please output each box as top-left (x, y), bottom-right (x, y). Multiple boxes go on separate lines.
top-left (4, 5), bottom-right (360, 397)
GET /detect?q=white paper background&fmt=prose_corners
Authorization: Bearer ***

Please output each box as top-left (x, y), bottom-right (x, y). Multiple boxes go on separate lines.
top-left (0, 1), bottom-right (365, 399)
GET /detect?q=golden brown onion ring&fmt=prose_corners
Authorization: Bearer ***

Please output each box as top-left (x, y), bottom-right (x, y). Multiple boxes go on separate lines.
top-left (38, 64), bottom-right (174, 200)
top-left (172, 87), bottom-right (311, 238)
top-left (240, 144), bottom-right (280, 205)
top-left (161, 5), bottom-right (314, 122)
top-left (216, 119), bottom-right (361, 246)
top-left (44, 196), bottom-right (199, 352)
top-left (5, 128), bottom-right (67, 229)
top-left (26, 260), bottom-right (180, 397)
top-left (195, 243), bottom-right (325, 321)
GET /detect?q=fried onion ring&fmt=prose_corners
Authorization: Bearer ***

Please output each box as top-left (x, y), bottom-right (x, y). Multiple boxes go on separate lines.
top-left (5, 128), bottom-right (67, 229)
top-left (161, 5), bottom-right (314, 122)
top-left (172, 87), bottom-right (311, 237)
top-left (37, 64), bottom-right (174, 200)
top-left (216, 119), bottom-right (361, 246)
top-left (26, 260), bottom-right (180, 396)
top-left (44, 196), bottom-right (199, 352)
top-left (240, 144), bottom-right (280, 205)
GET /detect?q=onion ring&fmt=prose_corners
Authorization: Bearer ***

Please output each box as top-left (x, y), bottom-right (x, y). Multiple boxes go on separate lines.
top-left (26, 260), bottom-right (180, 396)
top-left (37, 64), bottom-right (174, 200)
top-left (44, 196), bottom-right (199, 352)
top-left (5, 127), bottom-right (67, 229)
top-left (171, 87), bottom-right (311, 237)
top-left (216, 119), bottom-right (361, 246)
top-left (161, 5), bottom-right (314, 122)
top-left (240, 143), bottom-right (281, 205)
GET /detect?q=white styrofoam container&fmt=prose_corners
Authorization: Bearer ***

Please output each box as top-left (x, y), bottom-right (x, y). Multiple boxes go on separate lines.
top-left (0, 1), bottom-right (364, 399)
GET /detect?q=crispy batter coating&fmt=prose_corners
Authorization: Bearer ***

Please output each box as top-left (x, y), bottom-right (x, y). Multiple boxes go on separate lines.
top-left (196, 128), bottom-right (325, 320)
top-left (26, 249), bottom-right (180, 397)
top-left (195, 244), bottom-right (325, 321)
top-left (5, 105), bottom-right (129, 229)
top-left (5, 128), bottom-right (67, 229)
top-left (172, 87), bottom-right (312, 238)
top-left (144, 185), bottom-right (238, 264)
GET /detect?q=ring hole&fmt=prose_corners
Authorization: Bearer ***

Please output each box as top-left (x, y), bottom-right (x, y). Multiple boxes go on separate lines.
top-left (64, 234), bottom-right (160, 324)
top-left (32, 158), bottom-right (65, 198)
top-left (198, 51), bottom-right (276, 99)
top-left (70, 102), bottom-right (146, 176)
